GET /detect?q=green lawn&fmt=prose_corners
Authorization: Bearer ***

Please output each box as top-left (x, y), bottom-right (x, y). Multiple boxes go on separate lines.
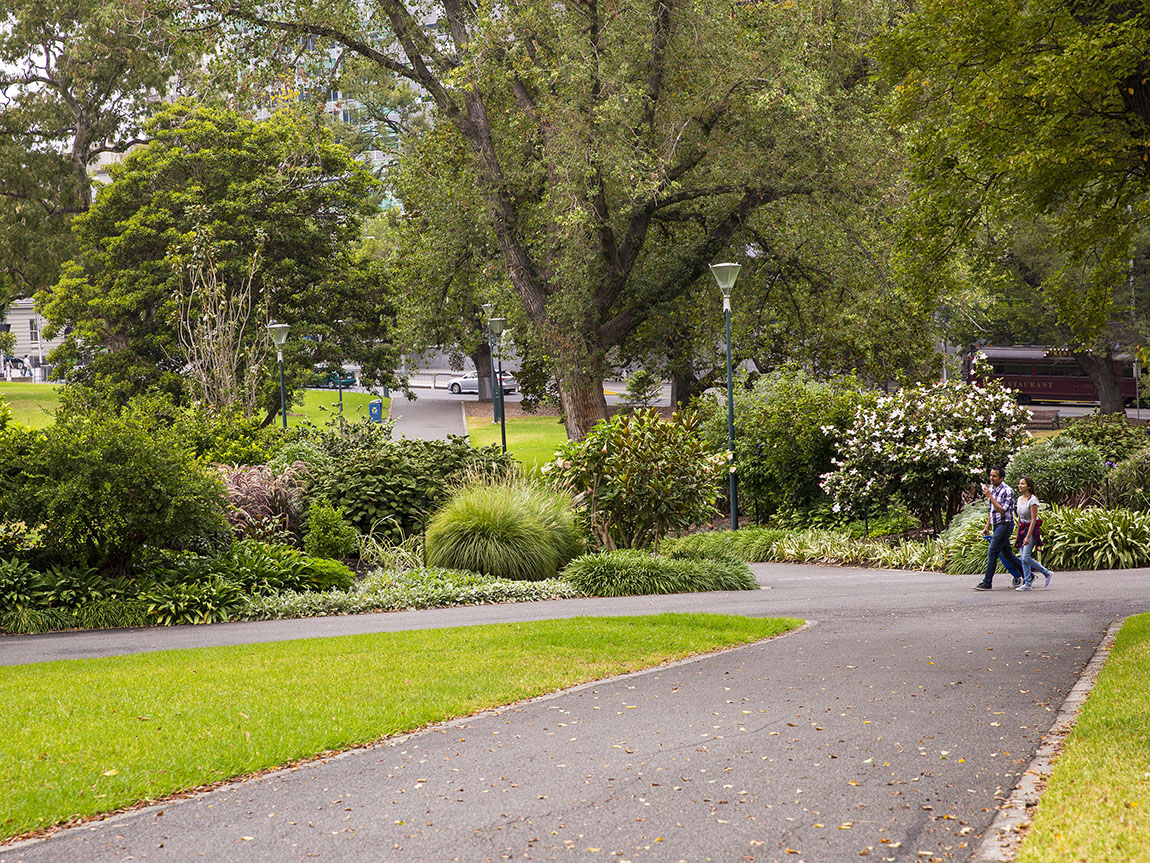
top-left (0, 384), bottom-right (389, 431)
top-left (290, 388), bottom-right (389, 427)
top-left (1018, 612), bottom-right (1150, 862)
top-left (0, 382), bottom-right (61, 428)
top-left (468, 414), bottom-right (569, 470)
top-left (0, 613), bottom-right (801, 839)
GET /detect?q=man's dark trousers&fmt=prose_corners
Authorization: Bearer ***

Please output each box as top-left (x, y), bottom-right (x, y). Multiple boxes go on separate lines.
top-left (984, 521), bottom-right (1023, 585)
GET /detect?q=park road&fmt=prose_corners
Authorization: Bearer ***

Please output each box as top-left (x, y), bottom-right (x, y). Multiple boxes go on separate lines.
top-left (3, 562), bottom-right (1147, 863)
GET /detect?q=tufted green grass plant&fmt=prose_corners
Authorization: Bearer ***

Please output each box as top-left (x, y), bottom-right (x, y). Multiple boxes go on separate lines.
top-left (663, 527), bottom-right (786, 562)
top-left (561, 549), bottom-right (758, 596)
top-left (0, 613), bottom-right (802, 840)
top-left (425, 480), bottom-right (581, 580)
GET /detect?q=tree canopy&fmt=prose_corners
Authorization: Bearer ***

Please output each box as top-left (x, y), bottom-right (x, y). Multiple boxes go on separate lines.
top-left (0, 0), bottom-right (196, 302)
top-left (39, 100), bottom-right (396, 414)
top-left (872, 0), bottom-right (1150, 409)
top-left (186, 0), bottom-right (916, 437)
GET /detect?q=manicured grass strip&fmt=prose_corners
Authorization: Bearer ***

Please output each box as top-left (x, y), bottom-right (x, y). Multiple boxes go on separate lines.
top-left (1018, 612), bottom-right (1150, 863)
top-left (467, 414), bottom-right (568, 470)
top-left (0, 382), bottom-right (61, 428)
top-left (0, 613), bottom-right (801, 839)
top-left (290, 389), bottom-right (389, 427)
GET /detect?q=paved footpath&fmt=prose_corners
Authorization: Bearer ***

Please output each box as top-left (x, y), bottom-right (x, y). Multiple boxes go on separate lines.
top-left (3, 564), bottom-right (1148, 863)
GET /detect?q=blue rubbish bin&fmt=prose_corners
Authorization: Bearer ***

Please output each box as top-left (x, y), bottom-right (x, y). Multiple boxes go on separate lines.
top-left (369, 400), bottom-right (384, 423)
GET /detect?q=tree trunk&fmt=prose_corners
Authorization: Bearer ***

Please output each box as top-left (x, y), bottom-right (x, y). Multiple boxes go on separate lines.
top-left (670, 369), bottom-right (700, 409)
top-left (1074, 350), bottom-right (1125, 413)
top-left (471, 342), bottom-right (494, 402)
top-left (558, 371), bottom-right (609, 440)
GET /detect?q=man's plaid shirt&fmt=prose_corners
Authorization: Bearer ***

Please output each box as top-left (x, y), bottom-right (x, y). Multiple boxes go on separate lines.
top-left (989, 482), bottom-right (1015, 527)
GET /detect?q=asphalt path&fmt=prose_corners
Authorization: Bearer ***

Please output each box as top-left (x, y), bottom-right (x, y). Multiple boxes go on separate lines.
top-left (3, 563), bottom-right (1146, 863)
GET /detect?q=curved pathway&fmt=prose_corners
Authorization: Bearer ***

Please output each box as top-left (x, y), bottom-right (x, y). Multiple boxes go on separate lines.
top-left (3, 564), bottom-right (1147, 863)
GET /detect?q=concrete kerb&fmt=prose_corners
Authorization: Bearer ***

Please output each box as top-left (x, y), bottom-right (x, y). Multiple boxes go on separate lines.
top-left (0, 619), bottom-right (817, 853)
top-left (969, 616), bottom-right (1124, 863)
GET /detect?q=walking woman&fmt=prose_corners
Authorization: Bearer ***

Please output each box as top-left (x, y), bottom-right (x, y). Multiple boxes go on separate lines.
top-left (1015, 476), bottom-right (1055, 591)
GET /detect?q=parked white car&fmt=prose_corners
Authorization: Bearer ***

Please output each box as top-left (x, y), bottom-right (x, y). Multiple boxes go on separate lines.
top-left (447, 370), bottom-right (517, 394)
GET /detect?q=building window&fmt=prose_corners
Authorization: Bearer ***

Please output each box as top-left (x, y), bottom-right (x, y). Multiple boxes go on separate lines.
top-left (29, 318), bottom-right (39, 345)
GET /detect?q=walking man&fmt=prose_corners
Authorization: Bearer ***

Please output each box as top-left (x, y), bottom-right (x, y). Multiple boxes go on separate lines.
top-left (974, 466), bottom-right (1024, 590)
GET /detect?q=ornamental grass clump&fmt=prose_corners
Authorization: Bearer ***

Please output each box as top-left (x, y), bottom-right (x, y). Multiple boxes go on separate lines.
top-left (425, 484), bottom-right (567, 580)
top-left (561, 549), bottom-right (756, 597)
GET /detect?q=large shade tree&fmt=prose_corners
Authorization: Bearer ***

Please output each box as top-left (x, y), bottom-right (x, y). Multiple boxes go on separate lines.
top-left (39, 100), bottom-right (396, 416)
top-left (873, 0), bottom-right (1150, 412)
top-left (188, 0), bottom-right (907, 438)
top-left (0, 0), bottom-right (197, 302)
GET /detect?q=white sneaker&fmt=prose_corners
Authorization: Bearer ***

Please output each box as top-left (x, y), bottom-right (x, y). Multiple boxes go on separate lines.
top-left (1044, 572), bottom-right (1054, 588)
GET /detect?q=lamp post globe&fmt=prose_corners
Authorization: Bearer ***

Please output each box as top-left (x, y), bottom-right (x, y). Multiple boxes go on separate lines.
top-left (481, 303), bottom-right (500, 417)
top-left (268, 323), bottom-right (290, 429)
top-left (708, 263), bottom-right (741, 530)
top-left (489, 317), bottom-right (508, 454)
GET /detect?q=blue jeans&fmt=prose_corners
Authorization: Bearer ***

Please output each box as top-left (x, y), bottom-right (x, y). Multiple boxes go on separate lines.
top-left (1019, 534), bottom-right (1051, 586)
top-left (985, 522), bottom-right (1023, 585)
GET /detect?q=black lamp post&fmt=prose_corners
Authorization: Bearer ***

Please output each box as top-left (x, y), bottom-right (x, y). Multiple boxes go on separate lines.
top-left (489, 316), bottom-right (508, 454)
top-left (269, 323), bottom-right (290, 430)
top-left (481, 303), bottom-right (501, 424)
top-left (709, 262), bottom-right (741, 530)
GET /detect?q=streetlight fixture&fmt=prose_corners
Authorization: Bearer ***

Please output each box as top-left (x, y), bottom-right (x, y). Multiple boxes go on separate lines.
top-left (709, 262), bottom-right (741, 531)
top-left (268, 322), bottom-right (290, 430)
top-left (481, 303), bottom-right (501, 424)
top-left (489, 316), bottom-right (508, 454)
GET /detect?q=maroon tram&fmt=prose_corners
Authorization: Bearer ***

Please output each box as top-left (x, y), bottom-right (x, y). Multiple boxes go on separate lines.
top-left (964, 345), bottom-right (1138, 406)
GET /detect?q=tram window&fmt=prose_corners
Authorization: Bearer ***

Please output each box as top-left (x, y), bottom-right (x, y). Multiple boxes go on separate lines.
top-left (1001, 362), bottom-right (1032, 375)
top-left (992, 362), bottom-right (1005, 374)
top-left (1035, 361), bottom-right (1080, 376)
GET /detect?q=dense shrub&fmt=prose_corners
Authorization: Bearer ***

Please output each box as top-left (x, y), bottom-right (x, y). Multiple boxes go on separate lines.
top-left (1, 410), bottom-right (228, 575)
top-left (309, 436), bottom-right (513, 542)
top-left (560, 549), bottom-right (757, 597)
top-left (175, 406), bottom-right (281, 465)
top-left (1062, 412), bottom-right (1150, 462)
top-left (425, 485), bottom-right (561, 580)
top-left (1109, 446), bottom-right (1150, 511)
top-left (700, 366), bottom-right (873, 520)
top-left (822, 353), bottom-right (1029, 533)
top-left (0, 520), bottom-right (43, 556)
top-left (303, 499), bottom-right (359, 559)
top-left (299, 556), bottom-right (356, 591)
top-left (1007, 436), bottom-right (1105, 504)
top-left (266, 437), bottom-right (333, 476)
top-left (546, 408), bottom-right (723, 550)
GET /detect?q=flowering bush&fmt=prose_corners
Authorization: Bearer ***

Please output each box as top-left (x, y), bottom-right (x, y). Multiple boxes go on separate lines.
top-left (820, 354), bottom-right (1030, 532)
top-left (545, 408), bottom-right (724, 550)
